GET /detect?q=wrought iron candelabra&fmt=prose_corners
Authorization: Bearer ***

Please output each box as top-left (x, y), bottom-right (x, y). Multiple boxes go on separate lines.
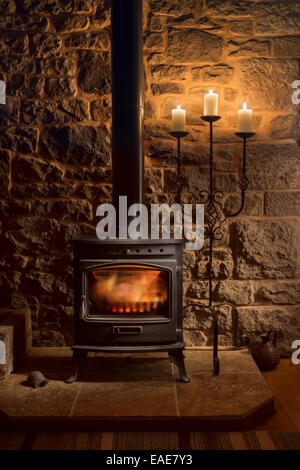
top-left (170, 117), bottom-right (255, 375)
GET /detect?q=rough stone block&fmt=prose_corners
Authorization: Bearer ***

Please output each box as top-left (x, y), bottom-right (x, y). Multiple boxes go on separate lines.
top-left (44, 77), bottom-right (76, 98)
top-left (12, 182), bottom-right (77, 199)
top-left (0, 97), bottom-right (19, 126)
top-left (254, 281), bottom-right (300, 305)
top-left (184, 305), bottom-right (233, 346)
top-left (232, 220), bottom-right (298, 280)
top-left (33, 329), bottom-right (66, 347)
top-left (7, 74), bottom-right (44, 98)
top-left (183, 250), bottom-right (196, 269)
top-left (192, 64), bottom-right (234, 84)
top-left (150, 15), bottom-right (163, 31)
top-left (255, 1), bottom-right (300, 34)
top-left (51, 14), bottom-right (89, 32)
top-left (77, 51), bottom-right (111, 94)
top-left (224, 193), bottom-right (263, 216)
top-left (64, 165), bottom-right (111, 183)
top-left (215, 173), bottom-right (239, 193)
top-left (246, 143), bottom-right (300, 190)
top-left (0, 14), bottom-right (48, 31)
top-left (167, 15), bottom-right (226, 32)
top-left (223, 88), bottom-right (238, 102)
top-left (37, 199), bottom-right (93, 221)
top-left (270, 114), bottom-right (300, 140)
top-left (12, 155), bottom-right (64, 183)
top-left (214, 280), bottom-right (254, 305)
top-left (30, 33), bottom-right (62, 57)
top-left (37, 55), bottom-right (76, 76)
top-left (165, 167), bottom-right (209, 193)
top-left (185, 280), bottom-right (209, 300)
top-left (165, 14), bottom-right (197, 28)
top-left (145, 123), bottom-right (173, 140)
top-left (207, 0), bottom-right (254, 16)
top-left (0, 127), bottom-right (38, 154)
top-left (0, 31), bottom-right (28, 55)
top-left (167, 29), bottom-right (222, 63)
top-left (40, 125), bottom-right (110, 166)
top-left (18, 0), bottom-right (73, 14)
top-left (151, 64), bottom-right (188, 81)
top-left (151, 83), bottom-right (184, 95)
top-left (75, 182), bottom-right (112, 202)
top-left (237, 306), bottom-right (300, 355)
top-left (0, 149), bottom-right (10, 198)
top-left (144, 101), bottom-right (157, 119)
top-left (90, 1), bottom-right (111, 28)
top-left (60, 220), bottom-right (94, 246)
top-left (183, 329), bottom-right (206, 347)
top-left (20, 99), bottom-right (89, 125)
top-left (147, 141), bottom-right (176, 166)
top-left (145, 168), bottom-right (163, 193)
top-left (5, 217), bottom-right (61, 255)
top-left (228, 39), bottom-right (270, 58)
top-left (241, 59), bottom-right (299, 112)
top-left (0, 56), bottom-right (36, 74)
top-left (65, 31), bottom-right (110, 50)
top-left (0, 0), bottom-right (16, 14)
top-left (196, 249), bottom-right (234, 280)
top-left (265, 191), bottom-right (300, 216)
top-left (229, 19), bottom-right (253, 35)
top-left (144, 32), bottom-right (164, 51)
top-left (151, 0), bottom-right (202, 16)
top-left (90, 98), bottom-right (111, 121)
top-left (273, 36), bottom-right (300, 58)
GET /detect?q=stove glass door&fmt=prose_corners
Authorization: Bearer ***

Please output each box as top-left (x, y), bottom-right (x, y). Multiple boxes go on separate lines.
top-left (86, 264), bottom-right (170, 320)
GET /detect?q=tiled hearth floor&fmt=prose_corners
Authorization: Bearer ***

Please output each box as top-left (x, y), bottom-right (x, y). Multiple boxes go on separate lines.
top-left (0, 349), bottom-right (274, 431)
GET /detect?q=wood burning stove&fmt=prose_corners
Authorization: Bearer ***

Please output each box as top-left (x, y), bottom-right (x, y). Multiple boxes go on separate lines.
top-left (65, 0), bottom-right (190, 383)
top-left (65, 238), bottom-right (190, 383)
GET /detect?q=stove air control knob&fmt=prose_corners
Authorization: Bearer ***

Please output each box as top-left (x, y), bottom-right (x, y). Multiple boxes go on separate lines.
top-left (126, 249), bottom-right (131, 254)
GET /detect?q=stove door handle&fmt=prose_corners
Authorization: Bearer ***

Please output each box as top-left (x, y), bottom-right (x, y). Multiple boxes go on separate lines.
top-left (79, 295), bottom-right (87, 320)
top-left (113, 326), bottom-right (142, 335)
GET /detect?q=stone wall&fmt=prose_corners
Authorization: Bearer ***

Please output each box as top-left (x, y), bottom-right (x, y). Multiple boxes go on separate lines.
top-left (0, 0), bottom-right (299, 354)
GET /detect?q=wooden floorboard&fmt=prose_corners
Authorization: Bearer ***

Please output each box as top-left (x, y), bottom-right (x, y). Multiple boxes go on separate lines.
top-left (253, 359), bottom-right (300, 431)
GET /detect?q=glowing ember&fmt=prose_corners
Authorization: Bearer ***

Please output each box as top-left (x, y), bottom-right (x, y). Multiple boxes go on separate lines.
top-left (88, 265), bottom-right (168, 315)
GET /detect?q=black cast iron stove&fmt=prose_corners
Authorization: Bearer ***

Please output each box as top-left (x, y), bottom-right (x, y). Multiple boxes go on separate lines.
top-left (65, 0), bottom-right (190, 384)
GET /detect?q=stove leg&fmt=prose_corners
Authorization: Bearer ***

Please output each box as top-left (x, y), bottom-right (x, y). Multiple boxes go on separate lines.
top-left (169, 350), bottom-right (191, 383)
top-left (65, 350), bottom-right (87, 384)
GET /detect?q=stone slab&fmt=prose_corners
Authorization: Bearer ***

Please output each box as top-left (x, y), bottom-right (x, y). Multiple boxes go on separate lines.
top-left (0, 348), bottom-right (274, 431)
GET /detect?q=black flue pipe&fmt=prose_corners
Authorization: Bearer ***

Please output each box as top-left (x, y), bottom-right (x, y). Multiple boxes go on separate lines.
top-left (111, 0), bottom-right (144, 215)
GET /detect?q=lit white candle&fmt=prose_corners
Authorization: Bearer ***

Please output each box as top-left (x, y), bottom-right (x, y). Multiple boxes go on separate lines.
top-left (204, 89), bottom-right (218, 116)
top-left (238, 102), bottom-right (252, 132)
top-left (171, 105), bottom-right (186, 132)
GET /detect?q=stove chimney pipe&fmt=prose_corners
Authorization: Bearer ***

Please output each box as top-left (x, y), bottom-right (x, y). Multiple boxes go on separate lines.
top-left (111, 0), bottom-right (144, 218)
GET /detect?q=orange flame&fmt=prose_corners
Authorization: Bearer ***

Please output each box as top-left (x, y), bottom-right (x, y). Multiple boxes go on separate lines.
top-left (88, 265), bottom-right (168, 314)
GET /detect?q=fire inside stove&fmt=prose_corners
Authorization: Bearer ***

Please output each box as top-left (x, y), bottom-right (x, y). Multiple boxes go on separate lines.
top-left (87, 265), bottom-right (169, 317)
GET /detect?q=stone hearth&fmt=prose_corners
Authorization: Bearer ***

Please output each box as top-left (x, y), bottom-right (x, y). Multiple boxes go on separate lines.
top-left (0, 348), bottom-right (274, 431)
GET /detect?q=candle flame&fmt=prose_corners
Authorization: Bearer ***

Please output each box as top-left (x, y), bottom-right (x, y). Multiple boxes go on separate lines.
top-left (243, 102), bottom-right (247, 109)
top-left (177, 105), bottom-right (181, 109)
top-left (209, 89), bottom-right (213, 94)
